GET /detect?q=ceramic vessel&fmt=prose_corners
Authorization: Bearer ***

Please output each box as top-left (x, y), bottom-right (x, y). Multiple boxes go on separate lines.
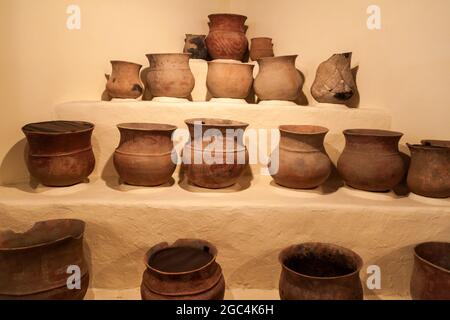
top-left (114, 123), bottom-right (177, 186)
top-left (410, 242), bottom-right (450, 300)
top-left (146, 53), bottom-right (195, 98)
top-left (250, 37), bottom-right (274, 61)
top-left (182, 118), bottom-right (249, 189)
top-left (22, 121), bottom-right (95, 187)
top-left (207, 61), bottom-right (254, 99)
top-left (0, 219), bottom-right (89, 300)
top-left (270, 125), bottom-right (332, 189)
top-left (279, 243), bottom-right (364, 300)
top-left (141, 239), bottom-right (225, 300)
top-left (105, 61), bottom-right (143, 99)
top-left (183, 34), bottom-right (208, 60)
top-left (206, 14), bottom-right (249, 61)
top-left (254, 55), bottom-right (302, 101)
top-left (337, 129), bottom-right (406, 192)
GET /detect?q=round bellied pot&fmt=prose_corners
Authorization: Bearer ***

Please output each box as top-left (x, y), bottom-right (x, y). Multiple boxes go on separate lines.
top-left (270, 125), bottom-right (332, 189)
top-left (337, 129), bottom-right (406, 192)
top-left (22, 121), bottom-right (95, 187)
top-left (206, 14), bottom-right (249, 61)
top-left (105, 61), bottom-right (143, 99)
top-left (113, 123), bottom-right (178, 187)
top-left (146, 53), bottom-right (195, 99)
top-left (182, 118), bottom-right (249, 189)
top-left (141, 239), bottom-right (225, 300)
top-left (279, 243), bottom-right (364, 300)
top-left (410, 242), bottom-right (450, 300)
top-left (250, 37), bottom-right (274, 61)
top-left (206, 61), bottom-right (254, 99)
top-left (254, 55), bottom-right (303, 102)
top-left (183, 34), bottom-right (208, 60)
top-left (0, 219), bottom-right (89, 300)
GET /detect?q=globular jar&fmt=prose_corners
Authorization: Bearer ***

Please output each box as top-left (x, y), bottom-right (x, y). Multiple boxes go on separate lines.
top-left (141, 239), bottom-right (225, 300)
top-left (113, 123), bottom-right (178, 187)
top-left (250, 37), bottom-right (274, 61)
top-left (311, 53), bottom-right (357, 104)
top-left (207, 61), bottom-right (254, 99)
top-left (22, 121), bottom-right (95, 187)
top-left (183, 34), bottom-right (208, 60)
top-left (270, 125), bottom-right (332, 189)
top-left (0, 219), bottom-right (89, 300)
top-left (105, 60), bottom-right (143, 99)
top-left (337, 129), bottom-right (406, 192)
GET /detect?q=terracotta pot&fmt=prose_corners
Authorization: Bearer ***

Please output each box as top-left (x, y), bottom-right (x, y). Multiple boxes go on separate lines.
top-left (182, 118), bottom-right (249, 189)
top-left (411, 242), bottom-right (450, 300)
top-left (254, 55), bottom-right (302, 101)
top-left (270, 125), bottom-right (332, 189)
top-left (206, 14), bottom-right (249, 61)
top-left (183, 34), bottom-right (208, 60)
top-left (0, 219), bottom-right (89, 300)
top-left (279, 243), bottom-right (364, 300)
top-left (250, 37), bottom-right (274, 61)
top-left (146, 53), bottom-right (195, 98)
top-left (113, 123), bottom-right (177, 187)
top-left (337, 129), bottom-right (406, 192)
top-left (207, 61), bottom-right (254, 99)
top-left (22, 121), bottom-right (95, 187)
top-left (141, 239), bottom-right (225, 300)
top-left (105, 61), bottom-right (143, 99)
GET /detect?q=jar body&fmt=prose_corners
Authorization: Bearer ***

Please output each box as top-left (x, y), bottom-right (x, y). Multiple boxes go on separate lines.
top-left (106, 61), bottom-right (143, 99)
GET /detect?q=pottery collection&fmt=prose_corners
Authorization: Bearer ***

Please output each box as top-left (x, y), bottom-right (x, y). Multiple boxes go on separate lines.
top-left (207, 61), bottom-right (254, 99)
top-left (250, 37), bottom-right (274, 61)
top-left (183, 34), bottom-right (208, 60)
top-left (105, 61), bottom-right (143, 99)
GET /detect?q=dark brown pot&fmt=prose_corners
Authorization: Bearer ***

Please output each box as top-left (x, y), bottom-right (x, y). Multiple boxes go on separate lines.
top-left (182, 118), bottom-right (249, 189)
top-left (207, 61), bottom-right (254, 99)
top-left (337, 129), bottom-right (406, 192)
top-left (250, 37), bottom-right (274, 61)
top-left (270, 125), bottom-right (332, 189)
top-left (206, 14), bottom-right (249, 61)
top-left (183, 34), bottom-right (208, 60)
top-left (113, 123), bottom-right (177, 186)
top-left (22, 121), bottom-right (95, 187)
top-left (141, 239), bottom-right (225, 300)
top-left (105, 61), bottom-right (143, 99)
top-left (411, 242), bottom-right (450, 300)
top-left (0, 219), bottom-right (89, 300)
top-left (279, 243), bottom-right (364, 300)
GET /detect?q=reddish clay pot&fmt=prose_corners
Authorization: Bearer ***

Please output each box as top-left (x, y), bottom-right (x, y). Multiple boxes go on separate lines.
top-left (279, 243), bottom-right (364, 300)
top-left (0, 219), bottom-right (89, 300)
top-left (337, 129), bottom-right (406, 192)
top-left (206, 14), bottom-right (249, 61)
top-left (22, 121), bottom-right (95, 187)
top-left (141, 239), bottom-right (225, 300)
top-left (250, 37), bottom-right (274, 61)
top-left (410, 242), bottom-right (450, 300)
top-left (270, 125), bottom-right (332, 189)
top-left (105, 61), bottom-right (143, 99)
top-left (207, 61), bottom-right (254, 99)
top-left (113, 123), bottom-right (177, 186)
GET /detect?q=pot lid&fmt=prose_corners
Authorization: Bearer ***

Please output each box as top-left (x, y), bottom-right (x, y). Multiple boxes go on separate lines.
top-left (22, 121), bottom-right (94, 135)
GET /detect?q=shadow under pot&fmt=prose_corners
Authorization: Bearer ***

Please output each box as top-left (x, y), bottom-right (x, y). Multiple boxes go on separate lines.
top-left (105, 60), bottom-right (143, 99)
top-left (207, 61), bottom-right (254, 99)
top-left (146, 53), bottom-right (195, 99)
top-left (141, 239), bottom-right (225, 300)
top-left (279, 243), bottom-right (364, 300)
top-left (184, 34), bottom-right (208, 60)
top-left (337, 129), bottom-right (406, 192)
top-left (250, 37), bottom-right (274, 61)
top-left (0, 219), bottom-right (89, 300)
top-left (182, 118), bottom-right (249, 189)
top-left (113, 123), bottom-right (178, 187)
top-left (411, 242), bottom-right (450, 300)
top-left (22, 121), bottom-right (95, 187)
top-left (270, 125), bottom-right (332, 189)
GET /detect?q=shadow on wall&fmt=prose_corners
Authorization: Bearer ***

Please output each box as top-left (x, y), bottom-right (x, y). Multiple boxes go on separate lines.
top-left (294, 69), bottom-right (309, 106)
top-left (0, 139), bottom-right (29, 186)
top-left (345, 66), bottom-right (360, 108)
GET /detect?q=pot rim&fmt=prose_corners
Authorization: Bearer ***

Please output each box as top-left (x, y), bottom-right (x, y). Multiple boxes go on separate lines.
top-left (414, 242), bottom-right (450, 273)
top-left (185, 34), bottom-right (207, 38)
top-left (279, 242), bottom-right (364, 280)
top-left (208, 13), bottom-right (248, 20)
top-left (343, 129), bottom-right (403, 137)
top-left (279, 125), bottom-right (329, 135)
top-left (185, 118), bottom-right (249, 129)
top-left (421, 140), bottom-right (450, 148)
top-left (333, 52), bottom-right (353, 58)
top-left (207, 60), bottom-right (254, 67)
top-left (117, 123), bottom-right (177, 132)
top-left (251, 37), bottom-right (273, 41)
top-left (407, 143), bottom-right (449, 151)
top-left (22, 121), bottom-right (95, 135)
top-left (146, 53), bottom-right (192, 58)
top-left (257, 54), bottom-right (298, 63)
top-left (110, 60), bottom-right (143, 68)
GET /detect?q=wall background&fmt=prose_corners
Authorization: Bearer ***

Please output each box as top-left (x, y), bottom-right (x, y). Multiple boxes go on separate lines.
top-left (1, 0), bottom-right (449, 185)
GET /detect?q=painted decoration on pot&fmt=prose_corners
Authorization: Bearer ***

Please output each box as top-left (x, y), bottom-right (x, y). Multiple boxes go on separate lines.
top-left (206, 61), bottom-right (254, 99)
top-left (183, 34), bottom-right (208, 60)
top-left (105, 60), bottom-right (143, 99)
top-left (250, 37), bottom-right (274, 61)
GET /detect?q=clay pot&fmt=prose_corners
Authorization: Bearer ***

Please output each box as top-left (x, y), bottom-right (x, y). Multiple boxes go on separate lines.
top-left (0, 219), bottom-right (89, 300)
top-left (250, 37), bottom-right (274, 61)
top-left (279, 243), bottom-right (364, 300)
top-left (141, 239), bottom-right (225, 300)
top-left (22, 121), bottom-right (95, 187)
top-left (207, 61), bottom-right (254, 99)
top-left (146, 53), bottom-right (195, 98)
top-left (113, 123), bottom-right (177, 187)
top-left (182, 118), bottom-right (249, 189)
top-left (206, 14), bottom-right (249, 61)
top-left (411, 242), bottom-right (450, 300)
top-left (270, 125), bottom-right (332, 189)
top-left (337, 129), bottom-right (406, 192)
top-left (183, 34), bottom-right (208, 60)
top-left (254, 55), bottom-right (303, 101)
top-left (105, 61), bottom-right (143, 99)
